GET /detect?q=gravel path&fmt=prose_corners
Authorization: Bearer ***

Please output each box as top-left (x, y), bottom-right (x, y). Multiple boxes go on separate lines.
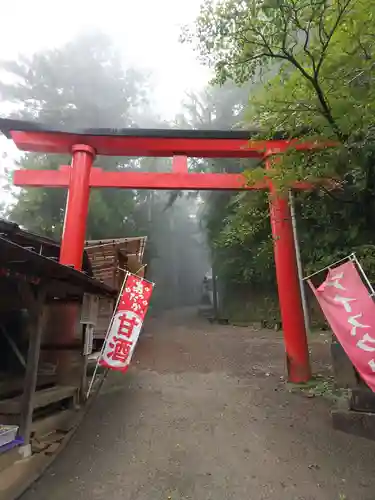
top-left (21, 309), bottom-right (375, 500)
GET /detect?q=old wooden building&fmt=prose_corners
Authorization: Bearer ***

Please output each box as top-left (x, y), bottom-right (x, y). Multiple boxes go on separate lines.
top-left (0, 221), bottom-right (116, 466)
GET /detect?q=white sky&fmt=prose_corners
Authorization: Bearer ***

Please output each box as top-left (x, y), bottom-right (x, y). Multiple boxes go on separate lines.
top-left (0, 0), bottom-right (212, 203)
top-left (0, 0), bottom-right (210, 118)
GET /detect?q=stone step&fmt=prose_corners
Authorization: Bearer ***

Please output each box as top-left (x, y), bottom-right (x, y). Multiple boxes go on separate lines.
top-left (330, 341), bottom-right (359, 388)
top-left (332, 409), bottom-right (375, 441)
top-left (31, 409), bottom-right (77, 439)
top-left (350, 388), bottom-right (375, 412)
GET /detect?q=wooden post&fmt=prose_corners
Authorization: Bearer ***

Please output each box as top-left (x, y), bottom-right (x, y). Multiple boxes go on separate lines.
top-left (19, 285), bottom-right (46, 456)
top-left (211, 261), bottom-right (219, 320)
top-left (79, 324), bottom-right (89, 404)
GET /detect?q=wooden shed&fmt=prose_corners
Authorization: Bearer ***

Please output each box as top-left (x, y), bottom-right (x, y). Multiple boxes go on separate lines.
top-left (85, 237), bottom-right (147, 342)
top-left (0, 230), bottom-right (115, 461)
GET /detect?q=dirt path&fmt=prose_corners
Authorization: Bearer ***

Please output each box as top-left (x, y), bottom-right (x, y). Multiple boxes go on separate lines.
top-left (22, 309), bottom-right (375, 500)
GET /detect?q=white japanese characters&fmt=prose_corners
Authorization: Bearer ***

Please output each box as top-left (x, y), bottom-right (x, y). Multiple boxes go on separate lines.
top-left (325, 268), bottom-right (375, 373)
top-left (100, 274), bottom-right (154, 372)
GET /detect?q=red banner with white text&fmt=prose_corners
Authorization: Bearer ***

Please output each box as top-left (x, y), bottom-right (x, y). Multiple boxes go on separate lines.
top-left (100, 273), bottom-right (154, 372)
top-left (308, 261), bottom-right (375, 392)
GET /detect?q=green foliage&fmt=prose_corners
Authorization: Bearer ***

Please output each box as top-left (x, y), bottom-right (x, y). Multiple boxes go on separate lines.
top-left (183, 0), bottom-right (375, 296)
top-left (188, 0), bottom-right (374, 143)
top-left (1, 30), bottom-right (149, 238)
top-left (215, 191), bottom-right (274, 284)
top-left (9, 154), bottom-right (68, 237)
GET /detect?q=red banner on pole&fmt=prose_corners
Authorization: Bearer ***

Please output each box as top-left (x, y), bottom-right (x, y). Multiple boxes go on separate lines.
top-left (308, 261), bottom-right (375, 391)
top-left (100, 273), bottom-right (154, 372)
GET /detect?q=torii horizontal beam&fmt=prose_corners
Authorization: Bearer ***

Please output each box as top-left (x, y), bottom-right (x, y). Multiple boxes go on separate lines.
top-left (0, 118), bottom-right (330, 158)
top-left (13, 165), bottom-right (316, 191)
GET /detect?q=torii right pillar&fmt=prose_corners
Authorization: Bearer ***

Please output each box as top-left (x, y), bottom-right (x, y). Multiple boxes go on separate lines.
top-left (266, 151), bottom-right (311, 382)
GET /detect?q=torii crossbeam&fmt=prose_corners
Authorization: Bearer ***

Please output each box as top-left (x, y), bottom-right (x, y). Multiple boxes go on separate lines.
top-left (0, 118), bottom-right (325, 383)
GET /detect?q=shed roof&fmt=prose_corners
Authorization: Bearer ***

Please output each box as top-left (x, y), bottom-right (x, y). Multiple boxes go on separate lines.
top-left (85, 236), bottom-right (147, 259)
top-left (0, 237), bottom-right (116, 298)
top-left (0, 219), bottom-right (93, 275)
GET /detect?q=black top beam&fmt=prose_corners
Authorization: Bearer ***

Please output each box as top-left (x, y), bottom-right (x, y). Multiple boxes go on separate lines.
top-left (0, 118), bottom-right (267, 140)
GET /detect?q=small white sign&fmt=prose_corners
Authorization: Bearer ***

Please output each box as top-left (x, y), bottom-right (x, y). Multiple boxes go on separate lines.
top-left (83, 325), bottom-right (94, 355)
top-left (80, 294), bottom-right (99, 326)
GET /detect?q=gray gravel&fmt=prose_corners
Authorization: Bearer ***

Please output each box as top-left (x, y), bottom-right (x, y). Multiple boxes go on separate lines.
top-left (21, 310), bottom-right (375, 500)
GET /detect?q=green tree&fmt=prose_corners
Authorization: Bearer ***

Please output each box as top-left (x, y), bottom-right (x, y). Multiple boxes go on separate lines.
top-left (185, 0), bottom-right (374, 146)
top-left (177, 82), bottom-right (271, 287)
top-left (0, 30), bottom-right (150, 238)
top-left (185, 0), bottom-right (375, 282)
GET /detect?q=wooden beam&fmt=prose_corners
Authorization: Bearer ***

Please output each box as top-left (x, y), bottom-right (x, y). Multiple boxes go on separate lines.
top-left (18, 283), bottom-right (46, 452)
top-left (1, 385), bottom-right (77, 415)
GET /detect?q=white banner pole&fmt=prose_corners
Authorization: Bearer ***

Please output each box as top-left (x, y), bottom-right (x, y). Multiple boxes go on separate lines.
top-left (303, 253), bottom-right (355, 281)
top-left (289, 190), bottom-right (310, 333)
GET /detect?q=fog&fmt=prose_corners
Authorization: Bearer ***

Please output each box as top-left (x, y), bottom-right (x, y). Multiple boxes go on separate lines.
top-left (146, 194), bottom-right (211, 311)
top-left (0, 5), bottom-right (219, 311)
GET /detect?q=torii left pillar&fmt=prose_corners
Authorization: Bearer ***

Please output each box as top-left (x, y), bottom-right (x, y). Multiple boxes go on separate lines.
top-left (59, 144), bottom-right (95, 270)
top-left (58, 144), bottom-right (95, 393)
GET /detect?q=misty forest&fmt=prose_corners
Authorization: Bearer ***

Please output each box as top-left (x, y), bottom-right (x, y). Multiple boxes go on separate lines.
top-left (0, 0), bottom-right (374, 323)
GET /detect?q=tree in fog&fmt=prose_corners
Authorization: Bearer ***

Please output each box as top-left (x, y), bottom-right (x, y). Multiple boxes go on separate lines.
top-left (178, 0), bottom-right (375, 323)
top-left (0, 30), bottom-right (147, 128)
top-left (146, 194), bottom-right (209, 310)
top-left (177, 82), bottom-right (268, 285)
top-left (0, 31), bottom-right (150, 237)
top-left (186, 0), bottom-right (375, 280)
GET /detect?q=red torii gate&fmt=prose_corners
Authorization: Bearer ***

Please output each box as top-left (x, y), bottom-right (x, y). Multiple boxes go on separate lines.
top-left (1, 119), bottom-right (323, 383)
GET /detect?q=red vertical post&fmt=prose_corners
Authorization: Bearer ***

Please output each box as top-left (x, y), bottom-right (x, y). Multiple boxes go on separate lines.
top-left (266, 153), bottom-right (311, 383)
top-left (60, 144), bottom-right (95, 270)
top-left (172, 155), bottom-right (188, 173)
